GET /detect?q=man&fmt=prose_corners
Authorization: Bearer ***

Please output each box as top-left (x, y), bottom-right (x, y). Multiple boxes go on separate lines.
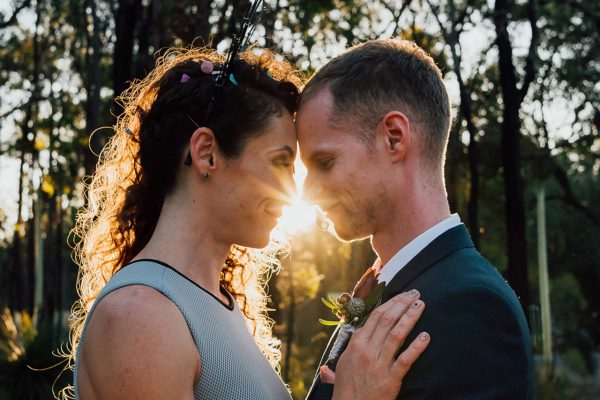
top-left (297, 39), bottom-right (534, 399)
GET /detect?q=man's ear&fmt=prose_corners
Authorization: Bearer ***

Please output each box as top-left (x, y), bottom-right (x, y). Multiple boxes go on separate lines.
top-left (377, 111), bottom-right (410, 162)
top-left (188, 127), bottom-right (218, 172)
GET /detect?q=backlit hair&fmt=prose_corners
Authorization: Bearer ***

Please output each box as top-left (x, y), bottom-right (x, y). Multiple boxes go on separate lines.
top-left (61, 46), bottom-right (301, 398)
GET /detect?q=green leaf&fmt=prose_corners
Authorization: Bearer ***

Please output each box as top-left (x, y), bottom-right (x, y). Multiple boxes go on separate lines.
top-left (319, 319), bottom-right (343, 326)
top-left (364, 282), bottom-right (386, 310)
top-left (321, 297), bottom-right (336, 309)
top-left (328, 294), bottom-right (337, 305)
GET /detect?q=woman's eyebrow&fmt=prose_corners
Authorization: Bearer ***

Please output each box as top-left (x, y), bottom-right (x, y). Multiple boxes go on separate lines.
top-left (270, 145), bottom-right (295, 157)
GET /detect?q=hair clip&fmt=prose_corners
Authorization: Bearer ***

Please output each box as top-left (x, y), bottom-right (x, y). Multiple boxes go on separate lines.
top-left (180, 73), bottom-right (190, 83)
top-left (125, 127), bottom-right (134, 136)
top-left (229, 73), bottom-right (238, 86)
top-left (201, 61), bottom-right (214, 74)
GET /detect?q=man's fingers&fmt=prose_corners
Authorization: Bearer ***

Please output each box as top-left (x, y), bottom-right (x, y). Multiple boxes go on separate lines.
top-left (391, 332), bottom-right (431, 378)
top-left (367, 291), bottom-right (419, 346)
top-left (358, 290), bottom-right (420, 341)
top-left (378, 299), bottom-right (426, 361)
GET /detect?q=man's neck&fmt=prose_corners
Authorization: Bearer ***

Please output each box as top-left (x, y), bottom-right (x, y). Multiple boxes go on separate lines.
top-left (371, 191), bottom-right (451, 266)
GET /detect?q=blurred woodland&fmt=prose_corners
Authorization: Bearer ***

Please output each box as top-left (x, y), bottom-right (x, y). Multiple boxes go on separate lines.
top-left (0, 0), bottom-right (598, 398)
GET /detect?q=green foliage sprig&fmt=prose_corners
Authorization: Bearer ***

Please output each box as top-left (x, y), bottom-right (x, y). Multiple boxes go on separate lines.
top-left (319, 274), bottom-right (385, 327)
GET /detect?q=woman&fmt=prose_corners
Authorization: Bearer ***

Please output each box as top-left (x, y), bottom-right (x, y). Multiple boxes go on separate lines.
top-left (68, 46), bottom-right (428, 399)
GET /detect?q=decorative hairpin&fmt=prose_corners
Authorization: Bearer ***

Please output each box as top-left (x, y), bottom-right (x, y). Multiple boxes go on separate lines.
top-left (213, 0), bottom-right (265, 90)
top-left (201, 61), bottom-right (214, 74)
top-left (183, 0), bottom-right (265, 166)
top-left (180, 73), bottom-right (190, 83)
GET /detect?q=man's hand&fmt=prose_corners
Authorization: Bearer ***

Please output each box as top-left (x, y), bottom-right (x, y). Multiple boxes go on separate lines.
top-left (325, 290), bottom-right (430, 400)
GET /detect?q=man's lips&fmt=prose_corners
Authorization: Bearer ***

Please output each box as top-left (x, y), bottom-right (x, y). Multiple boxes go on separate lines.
top-left (317, 199), bottom-right (341, 214)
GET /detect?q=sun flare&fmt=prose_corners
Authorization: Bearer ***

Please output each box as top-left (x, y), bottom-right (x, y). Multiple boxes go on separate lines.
top-left (276, 155), bottom-right (319, 234)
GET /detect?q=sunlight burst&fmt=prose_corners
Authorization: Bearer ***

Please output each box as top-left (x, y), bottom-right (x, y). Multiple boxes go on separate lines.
top-left (276, 155), bottom-right (318, 234)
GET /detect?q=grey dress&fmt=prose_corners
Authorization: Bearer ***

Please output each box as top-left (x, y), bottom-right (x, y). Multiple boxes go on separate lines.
top-left (74, 259), bottom-right (292, 400)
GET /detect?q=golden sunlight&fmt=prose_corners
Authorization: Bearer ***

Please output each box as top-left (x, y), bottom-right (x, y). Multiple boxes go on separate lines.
top-left (276, 155), bottom-right (318, 234)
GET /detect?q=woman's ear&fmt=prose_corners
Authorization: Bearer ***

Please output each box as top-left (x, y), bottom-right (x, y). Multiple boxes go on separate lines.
top-left (188, 127), bottom-right (218, 172)
top-left (377, 111), bottom-right (410, 163)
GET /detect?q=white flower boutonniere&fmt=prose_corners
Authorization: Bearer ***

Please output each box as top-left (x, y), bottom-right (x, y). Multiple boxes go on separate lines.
top-left (320, 268), bottom-right (386, 362)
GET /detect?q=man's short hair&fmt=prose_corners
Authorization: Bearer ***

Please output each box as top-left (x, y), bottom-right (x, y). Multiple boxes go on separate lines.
top-left (301, 39), bottom-right (451, 169)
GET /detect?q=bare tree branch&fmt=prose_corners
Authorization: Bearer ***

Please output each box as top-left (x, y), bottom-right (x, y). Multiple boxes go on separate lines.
top-left (552, 165), bottom-right (600, 226)
top-left (0, 96), bottom-right (38, 119)
top-left (380, 0), bottom-right (413, 37)
top-left (519, 0), bottom-right (539, 103)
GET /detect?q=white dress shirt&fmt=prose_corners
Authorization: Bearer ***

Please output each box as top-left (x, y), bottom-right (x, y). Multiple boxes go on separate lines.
top-left (373, 214), bottom-right (462, 284)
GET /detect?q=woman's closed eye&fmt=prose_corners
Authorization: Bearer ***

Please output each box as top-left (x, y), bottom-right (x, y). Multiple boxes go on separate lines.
top-left (273, 156), bottom-right (293, 169)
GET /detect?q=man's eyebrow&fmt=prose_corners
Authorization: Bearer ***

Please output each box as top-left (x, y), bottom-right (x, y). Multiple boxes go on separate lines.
top-left (308, 150), bottom-right (335, 163)
top-left (270, 145), bottom-right (295, 158)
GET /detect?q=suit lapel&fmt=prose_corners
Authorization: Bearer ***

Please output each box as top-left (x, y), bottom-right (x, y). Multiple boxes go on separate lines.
top-left (382, 224), bottom-right (474, 302)
top-left (306, 324), bottom-right (340, 398)
top-left (307, 225), bottom-right (473, 399)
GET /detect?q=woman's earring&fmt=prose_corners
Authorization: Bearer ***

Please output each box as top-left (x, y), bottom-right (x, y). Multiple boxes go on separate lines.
top-left (203, 171), bottom-right (210, 180)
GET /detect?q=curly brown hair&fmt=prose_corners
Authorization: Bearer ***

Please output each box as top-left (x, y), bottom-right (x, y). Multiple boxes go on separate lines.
top-left (62, 46), bottom-right (302, 398)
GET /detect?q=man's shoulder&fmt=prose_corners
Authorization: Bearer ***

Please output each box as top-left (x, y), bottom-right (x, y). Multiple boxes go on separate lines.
top-left (388, 246), bottom-right (527, 330)
top-left (390, 248), bottom-right (534, 399)
top-left (418, 246), bottom-right (515, 298)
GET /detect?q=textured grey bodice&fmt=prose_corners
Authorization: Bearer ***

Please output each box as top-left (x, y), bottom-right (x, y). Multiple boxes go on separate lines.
top-left (74, 259), bottom-right (292, 399)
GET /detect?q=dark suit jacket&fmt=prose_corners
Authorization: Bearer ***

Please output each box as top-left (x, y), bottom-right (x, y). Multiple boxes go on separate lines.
top-left (307, 225), bottom-right (534, 400)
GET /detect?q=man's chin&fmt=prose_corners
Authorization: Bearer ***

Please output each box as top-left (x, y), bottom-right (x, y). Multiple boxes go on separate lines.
top-left (330, 223), bottom-right (370, 243)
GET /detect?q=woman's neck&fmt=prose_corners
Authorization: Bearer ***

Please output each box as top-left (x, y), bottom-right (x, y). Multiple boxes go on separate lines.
top-left (132, 194), bottom-right (230, 301)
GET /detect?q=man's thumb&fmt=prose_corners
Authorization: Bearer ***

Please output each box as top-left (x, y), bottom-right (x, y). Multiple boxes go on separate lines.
top-left (320, 365), bottom-right (336, 384)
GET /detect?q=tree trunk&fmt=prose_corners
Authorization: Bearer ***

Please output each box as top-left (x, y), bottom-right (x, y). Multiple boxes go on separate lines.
top-left (263, 0), bottom-right (280, 49)
top-left (449, 5), bottom-right (480, 247)
top-left (26, 212), bottom-right (35, 314)
top-left (283, 269), bottom-right (296, 383)
top-left (445, 115), bottom-right (462, 214)
top-left (134, 0), bottom-right (154, 79)
top-left (195, 0), bottom-right (212, 45)
top-left (430, 0), bottom-right (480, 245)
top-left (42, 102), bottom-right (61, 329)
top-left (84, 0), bottom-right (103, 177)
top-left (113, 0), bottom-right (142, 114)
top-left (9, 0), bottom-right (42, 313)
top-left (493, 0), bottom-right (538, 314)
top-left (9, 153), bottom-right (26, 310)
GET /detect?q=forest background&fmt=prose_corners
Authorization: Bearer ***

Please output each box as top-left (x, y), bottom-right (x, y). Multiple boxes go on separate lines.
top-left (0, 0), bottom-right (598, 399)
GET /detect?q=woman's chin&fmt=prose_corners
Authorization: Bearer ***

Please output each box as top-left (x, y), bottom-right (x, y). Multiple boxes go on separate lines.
top-left (237, 232), bottom-right (272, 250)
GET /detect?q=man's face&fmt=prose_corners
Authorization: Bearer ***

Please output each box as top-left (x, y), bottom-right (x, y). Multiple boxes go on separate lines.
top-left (296, 90), bottom-right (389, 241)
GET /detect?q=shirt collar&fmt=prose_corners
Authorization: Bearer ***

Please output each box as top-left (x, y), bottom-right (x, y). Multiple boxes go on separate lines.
top-left (373, 214), bottom-right (462, 284)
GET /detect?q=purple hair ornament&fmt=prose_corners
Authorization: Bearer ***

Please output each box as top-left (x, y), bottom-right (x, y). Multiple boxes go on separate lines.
top-left (201, 61), bottom-right (214, 74)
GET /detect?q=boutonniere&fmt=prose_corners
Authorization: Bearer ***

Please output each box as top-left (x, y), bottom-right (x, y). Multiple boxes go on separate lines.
top-left (319, 268), bottom-right (386, 362)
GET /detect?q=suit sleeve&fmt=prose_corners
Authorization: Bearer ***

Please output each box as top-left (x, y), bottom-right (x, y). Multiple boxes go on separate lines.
top-left (395, 286), bottom-right (532, 400)
top-left (307, 381), bottom-right (334, 400)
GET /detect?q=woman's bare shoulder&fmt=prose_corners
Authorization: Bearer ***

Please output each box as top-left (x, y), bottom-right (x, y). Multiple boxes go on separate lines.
top-left (78, 285), bottom-right (199, 399)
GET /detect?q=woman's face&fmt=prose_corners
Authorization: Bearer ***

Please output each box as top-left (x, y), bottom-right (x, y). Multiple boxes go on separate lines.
top-left (216, 110), bottom-right (297, 248)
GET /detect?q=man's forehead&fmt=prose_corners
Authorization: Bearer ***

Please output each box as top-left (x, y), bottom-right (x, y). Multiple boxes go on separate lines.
top-left (297, 127), bottom-right (344, 164)
top-left (298, 89), bottom-right (334, 118)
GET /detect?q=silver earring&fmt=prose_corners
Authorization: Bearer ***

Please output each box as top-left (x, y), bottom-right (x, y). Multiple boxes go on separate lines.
top-left (203, 171), bottom-right (210, 180)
